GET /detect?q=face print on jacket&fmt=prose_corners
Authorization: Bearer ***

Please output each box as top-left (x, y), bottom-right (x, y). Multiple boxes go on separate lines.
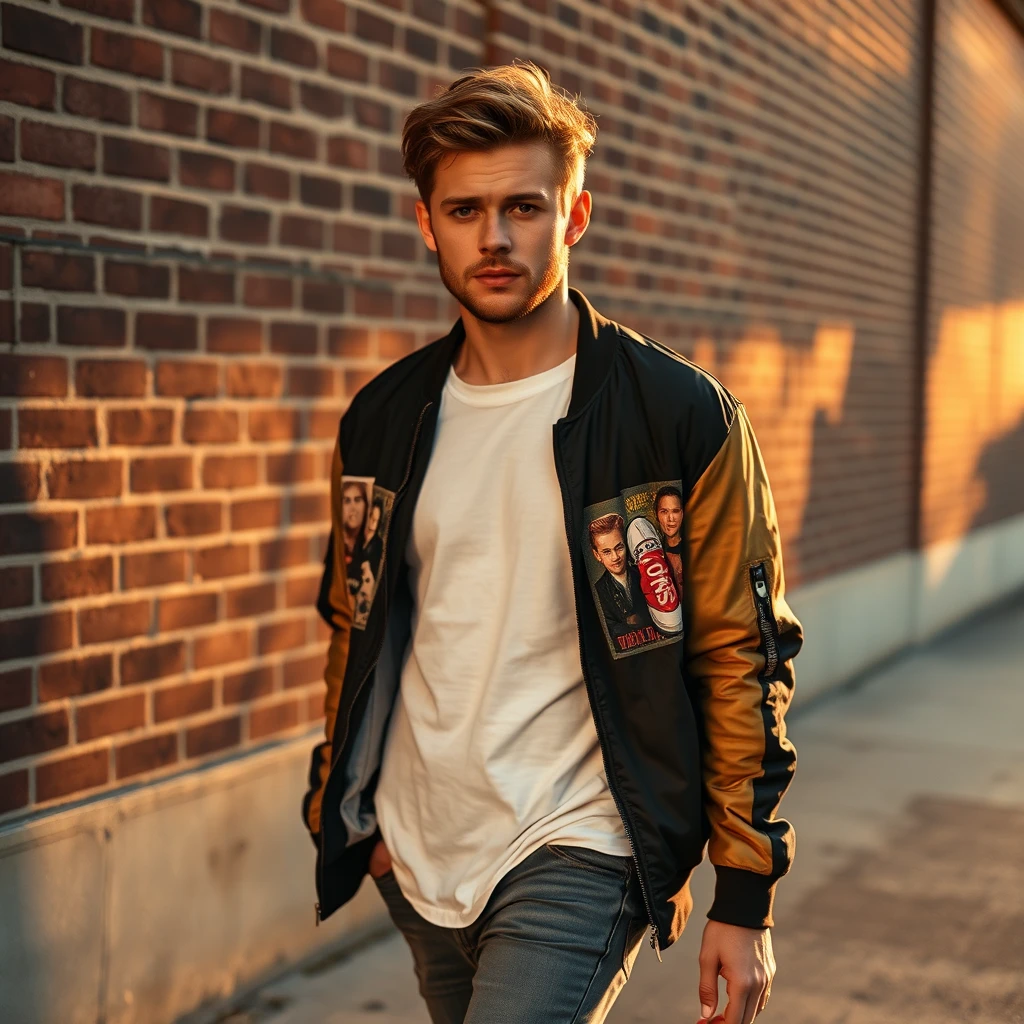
top-left (582, 480), bottom-right (684, 659)
top-left (340, 475), bottom-right (395, 630)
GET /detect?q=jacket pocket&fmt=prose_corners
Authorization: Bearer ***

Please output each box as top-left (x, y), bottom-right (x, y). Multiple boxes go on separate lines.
top-left (748, 562), bottom-right (780, 681)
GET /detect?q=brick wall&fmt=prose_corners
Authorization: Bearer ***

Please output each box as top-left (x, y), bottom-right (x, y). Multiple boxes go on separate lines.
top-left (0, 0), bottom-right (1021, 822)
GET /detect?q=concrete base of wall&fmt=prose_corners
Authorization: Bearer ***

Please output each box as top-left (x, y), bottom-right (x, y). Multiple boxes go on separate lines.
top-left (2, 511), bottom-right (1023, 1024)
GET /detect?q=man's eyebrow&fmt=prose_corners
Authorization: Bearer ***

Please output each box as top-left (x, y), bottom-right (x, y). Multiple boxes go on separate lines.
top-left (438, 191), bottom-right (551, 208)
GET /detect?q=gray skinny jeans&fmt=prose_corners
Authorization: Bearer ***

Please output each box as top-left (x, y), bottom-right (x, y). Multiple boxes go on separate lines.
top-left (372, 843), bottom-right (650, 1024)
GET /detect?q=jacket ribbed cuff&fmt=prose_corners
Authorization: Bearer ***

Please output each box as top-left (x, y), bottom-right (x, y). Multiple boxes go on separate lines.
top-left (708, 866), bottom-right (777, 929)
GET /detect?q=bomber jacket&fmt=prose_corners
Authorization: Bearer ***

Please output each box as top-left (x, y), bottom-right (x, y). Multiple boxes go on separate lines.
top-left (302, 287), bottom-right (802, 952)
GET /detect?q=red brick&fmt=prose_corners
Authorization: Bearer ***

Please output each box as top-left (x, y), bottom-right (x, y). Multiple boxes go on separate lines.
top-left (0, 461), bottom-right (39, 503)
top-left (273, 323), bottom-right (318, 356)
top-left (62, 0), bottom-right (135, 22)
top-left (225, 362), bottom-right (281, 398)
top-left (290, 491), bottom-right (329, 524)
top-left (302, 280), bottom-right (345, 314)
top-left (230, 497), bottom-right (281, 531)
top-left (207, 107), bottom-right (260, 149)
top-left (248, 407), bottom-right (300, 441)
top-left (22, 250), bottom-right (94, 292)
top-left (2, 5), bottom-right (84, 65)
top-left (110, 408), bottom-right (174, 446)
top-left (185, 715), bottom-right (241, 758)
top-left (75, 359), bottom-right (145, 398)
top-left (270, 26), bottom-right (318, 68)
top-left (259, 535), bottom-right (308, 571)
top-left (0, 566), bottom-right (33, 610)
top-left (0, 171), bottom-right (65, 220)
top-left (249, 697), bottom-right (301, 739)
top-left (279, 214), bottom-right (323, 249)
top-left (120, 638), bottom-right (186, 684)
top-left (270, 121), bottom-right (317, 159)
top-left (130, 455), bottom-right (192, 493)
top-left (225, 579), bottom-right (276, 618)
top-left (91, 28), bottom-right (164, 79)
top-left (0, 118), bottom-right (14, 159)
top-left (72, 184), bottom-right (142, 230)
top-left (103, 136), bottom-right (169, 182)
top-left (178, 267), bottom-right (234, 304)
top-left (21, 121), bottom-right (95, 170)
top-left (138, 92), bottom-right (198, 137)
top-left (287, 365), bottom-right (336, 398)
top-left (244, 162), bottom-right (290, 200)
top-left (241, 0), bottom-right (290, 10)
top-left (183, 408), bottom-right (238, 444)
top-left (192, 627), bottom-right (250, 669)
top-left (153, 677), bottom-right (214, 722)
top-left (171, 48), bottom-right (231, 94)
top-left (327, 42), bottom-right (368, 82)
top-left (218, 205), bottom-right (270, 245)
top-left (63, 75), bottom-right (131, 124)
top-left (104, 259), bottom-right (170, 298)
top-left (135, 311), bottom-right (198, 351)
top-left (179, 150), bottom-right (235, 191)
top-left (202, 454), bottom-right (259, 489)
top-left (155, 359), bottom-right (219, 397)
top-left (40, 555), bottom-right (112, 602)
top-left (57, 306), bottom-right (126, 347)
top-left (258, 617), bottom-right (307, 655)
top-left (38, 652), bottom-right (112, 702)
top-left (299, 174), bottom-right (342, 209)
top-left (283, 651), bottom-right (322, 689)
top-left (143, 0), bottom-right (201, 38)
top-left (85, 504), bottom-right (156, 544)
top-left (157, 591), bottom-right (218, 631)
top-left (194, 543), bottom-right (249, 580)
top-left (149, 194), bottom-right (209, 237)
top-left (266, 449), bottom-right (317, 484)
top-left (308, 406), bottom-right (343, 441)
top-left (344, 368), bottom-right (377, 396)
top-left (241, 66), bottom-right (292, 110)
top-left (301, 0), bottom-right (347, 33)
top-left (223, 664), bottom-right (274, 704)
top-left (77, 692), bottom-right (145, 741)
top-left (115, 732), bottom-right (178, 779)
top-left (242, 274), bottom-right (293, 309)
top-left (121, 550), bottom-right (187, 590)
top-left (46, 459), bottom-right (122, 499)
top-left (78, 599), bottom-right (150, 644)
top-left (36, 748), bottom-right (108, 802)
top-left (165, 500), bottom-right (221, 535)
top-left (327, 325), bottom-right (369, 357)
top-left (207, 316), bottom-right (263, 354)
top-left (0, 708), bottom-right (68, 763)
top-left (299, 82), bottom-right (346, 119)
top-left (19, 408), bottom-right (96, 449)
top-left (208, 9), bottom-right (261, 53)
top-left (332, 219), bottom-right (372, 253)
top-left (284, 570), bottom-right (320, 608)
top-left (17, 302), bottom-right (50, 343)
top-left (0, 769), bottom-right (29, 813)
top-left (0, 57), bottom-right (56, 110)
top-left (0, 354), bottom-right (66, 397)
top-left (0, 408), bottom-right (9, 449)
top-left (0, 608), bottom-right (73, 660)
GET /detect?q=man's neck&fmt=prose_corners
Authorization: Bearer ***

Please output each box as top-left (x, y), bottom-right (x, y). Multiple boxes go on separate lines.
top-left (453, 285), bottom-right (579, 386)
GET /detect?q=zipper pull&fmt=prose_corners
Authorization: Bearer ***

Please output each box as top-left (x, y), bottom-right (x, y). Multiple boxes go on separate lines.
top-left (649, 928), bottom-right (663, 962)
top-left (315, 902), bottom-right (321, 927)
top-left (752, 563), bottom-right (768, 599)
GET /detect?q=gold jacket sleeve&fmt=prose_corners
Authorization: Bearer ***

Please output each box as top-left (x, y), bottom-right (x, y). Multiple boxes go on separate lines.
top-left (301, 433), bottom-right (353, 846)
top-left (683, 405), bottom-right (801, 928)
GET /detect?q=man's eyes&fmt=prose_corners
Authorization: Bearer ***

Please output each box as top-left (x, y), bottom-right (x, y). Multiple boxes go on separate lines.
top-left (450, 204), bottom-right (537, 218)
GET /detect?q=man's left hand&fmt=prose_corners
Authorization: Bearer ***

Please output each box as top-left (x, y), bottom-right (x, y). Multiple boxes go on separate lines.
top-left (695, 919), bottom-right (774, 1024)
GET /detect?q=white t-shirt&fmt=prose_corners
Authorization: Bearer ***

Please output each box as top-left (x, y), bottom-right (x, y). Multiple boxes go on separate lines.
top-left (375, 352), bottom-right (629, 928)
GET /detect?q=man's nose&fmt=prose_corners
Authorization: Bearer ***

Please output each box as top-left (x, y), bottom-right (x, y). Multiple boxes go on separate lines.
top-left (479, 212), bottom-right (511, 254)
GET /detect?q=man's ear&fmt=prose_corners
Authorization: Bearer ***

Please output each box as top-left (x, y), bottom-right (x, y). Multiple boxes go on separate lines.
top-left (415, 199), bottom-right (438, 253)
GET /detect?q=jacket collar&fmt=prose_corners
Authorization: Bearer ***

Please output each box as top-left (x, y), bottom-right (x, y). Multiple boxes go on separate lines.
top-left (422, 287), bottom-right (620, 419)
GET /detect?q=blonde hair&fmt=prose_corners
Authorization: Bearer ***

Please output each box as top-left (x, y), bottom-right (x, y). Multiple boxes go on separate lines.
top-left (401, 60), bottom-right (597, 212)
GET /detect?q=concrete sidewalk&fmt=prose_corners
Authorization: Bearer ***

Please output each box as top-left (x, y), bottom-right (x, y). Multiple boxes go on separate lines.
top-left (214, 598), bottom-right (1024, 1024)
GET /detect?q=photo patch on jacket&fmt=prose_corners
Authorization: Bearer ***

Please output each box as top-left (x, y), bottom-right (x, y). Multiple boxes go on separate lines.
top-left (582, 481), bottom-right (685, 658)
top-left (340, 474), bottom-right (395, 630)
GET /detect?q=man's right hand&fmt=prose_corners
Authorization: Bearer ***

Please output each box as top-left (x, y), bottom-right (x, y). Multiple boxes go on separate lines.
top-left (368, 838), bottom-right (393, 878)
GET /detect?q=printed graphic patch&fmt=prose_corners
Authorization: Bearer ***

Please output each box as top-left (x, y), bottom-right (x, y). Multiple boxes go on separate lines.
top-left (582, 480), bottom-right (685, 658)
top-left (339, 474), bottom-right (396, 630)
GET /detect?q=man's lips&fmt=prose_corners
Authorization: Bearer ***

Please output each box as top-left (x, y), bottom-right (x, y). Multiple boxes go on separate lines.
top-left (474, 270), bottom-right (520, 279)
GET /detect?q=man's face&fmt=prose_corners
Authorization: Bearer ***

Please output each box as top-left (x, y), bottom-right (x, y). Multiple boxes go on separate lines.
top-left (593, 530), bottom-right (626, 575)
top-left (342, 485), bottom-right (366, 530)
top-left (366, 506), bottom-right (381, 535)
top-left (656, 496), bottom-right (683, 540)
top-left (414, 141), bottom-right (590, 323)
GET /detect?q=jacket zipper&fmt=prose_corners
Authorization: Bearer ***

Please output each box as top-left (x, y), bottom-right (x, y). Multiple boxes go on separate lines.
top-left (316, 401), bottom-right (434, 926)
top-left (749, 562), bottom-right (779, 680)
top-left (552, 428), bottom-right (662, 961)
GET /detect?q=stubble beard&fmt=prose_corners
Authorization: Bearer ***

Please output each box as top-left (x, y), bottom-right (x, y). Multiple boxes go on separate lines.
top-left (435, 236), bottom-right (569, 325)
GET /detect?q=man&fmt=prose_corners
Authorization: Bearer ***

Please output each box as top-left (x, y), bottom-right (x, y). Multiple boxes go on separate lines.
top-left (304, 61), bottom-right (801, 1024)
top-left (589, 513), bottom-right (654, 640)
top-left (339, 478), bottom-right (368, 601)
top-left (655, 485), bottom-right (685, 595)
